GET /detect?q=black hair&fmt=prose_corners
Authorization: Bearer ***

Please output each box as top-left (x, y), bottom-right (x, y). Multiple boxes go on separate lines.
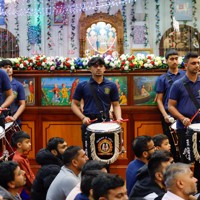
top-left (62, 145), bottom-right (81, 166)
top-left (153, 134), bottom-right (168, 147)
top-left (183, 52), bottom-right (199, 63)
top-left (0, 60), bottom-right (13, 67)
top-left (11, 131), bottom-right (30, 148)
top-left (92, 173), bottom-right (124, 200)
top-left (132, 135), bottom-right (152, 158)
top-left (46, 137), bottom-right (65, 151)
top-left (165, 49), bottom-right (178, 59)
top-left (148, 150), bottom-right (172, 179)
top-left (87, 57), bottom-right (106, 68)
top-left (80, 170), bottom-right (102, 197)
top-left (0, 161), bottom-right (18, 189)
top-left (82, 160), bottom-right (107, 177)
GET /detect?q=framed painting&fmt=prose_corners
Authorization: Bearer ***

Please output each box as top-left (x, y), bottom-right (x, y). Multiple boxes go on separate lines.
top-left (41, 77), bottom-right (89, 106)
top-left (53, 1), bottom-right (68, 25)
top-left (174, 0), bottom-right (192, 21)
top-left (131, 48), bottom-right (153, 56)
top-left (16, 77), bottom-right (35, 106)
top-left (107, 76), bottom-right (128, 105)
top-left (133, 76), bottom-right (158, 106)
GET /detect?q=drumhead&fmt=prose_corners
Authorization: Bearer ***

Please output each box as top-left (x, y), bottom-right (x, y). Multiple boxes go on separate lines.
top-left (188, 123), bottom-right (200, 131)
top-left (5, 122), bottom-right (14, 130)
top-left (0, 126), bottom-right (5, 139)
top-left (87, 122), bottom-right (121, 132)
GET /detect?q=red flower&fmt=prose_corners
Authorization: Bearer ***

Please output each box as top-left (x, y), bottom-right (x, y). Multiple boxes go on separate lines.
top-left (36, 61), bottom-right (41, 66)
top-left (23, 62), bottom-right (27, 66)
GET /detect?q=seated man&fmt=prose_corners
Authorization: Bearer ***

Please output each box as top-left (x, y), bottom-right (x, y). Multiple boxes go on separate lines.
top-left (0, 161), bottom-right (26, 200)
top-left (129, 150), bottom-right (173, 200)
top-left (126, 135), bottom-right (155, 196)
top-left (162, 163), bottom-right (198, 200)
top-left (92, 173), bottom-right (128, 200)
top-left (46, 146), bottom-right (88, 200)
top-left (31, 137), bottom-right (68, 200)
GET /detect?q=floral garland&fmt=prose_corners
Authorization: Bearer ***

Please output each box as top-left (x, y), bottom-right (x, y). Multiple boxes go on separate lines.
top-left (70, 0), bottom-right (77, 50)
top-left (192, 0), bottom-right (197, 29)
top-left (14, 0), bottom-right (19, 45)
top-left (26, 0), bottom-right (31, 51)
top-left (155, 0), bottom-right (161, 45)
top-left (121, 0), bottom-right (128, 48)
top-left (81, 0), bottom-right (86, 12)
top-left (9, 54), bottom-right (184, 73)
top-left (144, 0), bottom-right (149, 47)
top-left (58, 25), bottom-right (64, 45)
top-left (169, 0), bottom-right (174, 28)
top-left (36, 0), bottom-right (41, 51)
top-left (94, 0), bottom-right (99, 13)
top-left (47, 0), bottom-right (52, 50)
top-left (107, 0), bottom-right (111, 14)
top-left (130, 0), bottom-right (136, 39)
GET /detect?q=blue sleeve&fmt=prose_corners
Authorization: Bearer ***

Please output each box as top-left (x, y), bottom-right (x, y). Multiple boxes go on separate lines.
top-left (17, 82), bottom-right (25, 100)
top-left (1, 70), bottom-right (11, 91)
top-left (156, 75), bottom-right (165, 93)
top-left (72, 83), bottom-right (83, 101)
top-left (169, 81), bottom-right (180, 100)
top-left (110, 83), bottom-right (119, 102)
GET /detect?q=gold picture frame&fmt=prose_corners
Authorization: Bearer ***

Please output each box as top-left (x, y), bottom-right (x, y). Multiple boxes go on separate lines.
top-left (131, 48), bottom-right (153, 56)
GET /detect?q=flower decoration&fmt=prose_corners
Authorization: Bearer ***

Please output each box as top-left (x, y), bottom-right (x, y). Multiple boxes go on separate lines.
top-left (9, 54), bottom-right (184, 73)
top-left (155, 0), bottom-right (161, 45)
top-left (144, 0), bottom-right (149, 47)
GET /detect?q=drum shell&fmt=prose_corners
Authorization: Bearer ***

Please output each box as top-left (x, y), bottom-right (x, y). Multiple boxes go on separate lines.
top-left (85, 122), bottom-right (122, 163)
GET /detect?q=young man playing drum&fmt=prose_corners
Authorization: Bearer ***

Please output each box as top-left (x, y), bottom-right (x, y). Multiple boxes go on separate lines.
top-left (71, 57), bottom-right (122, 157)
top-left (0, 60), bottom-right (25, 127)
top-left (168, 52), bottom-right (200, 191)
top-left (156, 49), bottom-right (185, 162)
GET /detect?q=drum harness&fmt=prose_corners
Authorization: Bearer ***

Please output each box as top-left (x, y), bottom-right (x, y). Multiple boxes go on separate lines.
top-left (182, 78), bottom-right (200, 162)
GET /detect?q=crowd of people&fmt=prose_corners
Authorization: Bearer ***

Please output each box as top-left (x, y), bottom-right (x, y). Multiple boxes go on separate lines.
top-left (0, 51), bottom-right (200, 200)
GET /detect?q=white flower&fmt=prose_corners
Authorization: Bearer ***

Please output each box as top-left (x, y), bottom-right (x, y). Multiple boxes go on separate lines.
top-left (124, 65), bottom-right (129, 71)
top-left (71, 65), bottom-right (75, 70)
top-left (19, 63), bottom-right (24, 69)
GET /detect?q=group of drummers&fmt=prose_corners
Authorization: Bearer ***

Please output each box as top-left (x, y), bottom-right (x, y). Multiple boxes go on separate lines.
top-left (156, 49), bottom-right (200, 188)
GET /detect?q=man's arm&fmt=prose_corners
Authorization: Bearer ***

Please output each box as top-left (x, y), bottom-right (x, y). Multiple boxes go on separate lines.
top-left (13, 100), bottom-right (26, 120)
top-left (71, 99), bottom-right (90, 125)
top-left (168, 99), bottom-right (191, 126)
top-left (157, 93), bottom-right (171, 123)
top-left (112, 101), bottom-right (122, 121)
top-left (1, 89), bottom-right (14, 108)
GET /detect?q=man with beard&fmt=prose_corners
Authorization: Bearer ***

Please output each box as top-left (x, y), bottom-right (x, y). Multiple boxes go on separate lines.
top-left (31, 137), bottom-right (67, 200)
top-left (162, 163), bottom-right (198, 200)
top-left (71, 57), bottom-right (122, 157)
top-left (46, 146), bottom-right (88, 200)
top-left (126, 135), bottom-right (155, 196)
top-left (0, 161), bottom-right (26, 200)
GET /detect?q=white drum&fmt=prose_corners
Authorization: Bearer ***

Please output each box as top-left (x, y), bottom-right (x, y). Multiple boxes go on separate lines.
top-left (86, 122), bottom-right (122, 164)
top-left (0, 126), bottom-right (5, 140)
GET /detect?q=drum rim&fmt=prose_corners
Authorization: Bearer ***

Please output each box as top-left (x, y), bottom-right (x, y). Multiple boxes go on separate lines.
top-left (5, 122), bottom-right (14, 130)
top-left (188, 123), bottom-right (200, 131)
top-left (86, 122), bottom-right (121, 132)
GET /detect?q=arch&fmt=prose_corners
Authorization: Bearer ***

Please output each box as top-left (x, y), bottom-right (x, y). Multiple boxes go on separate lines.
top-left (0, 28), bottom-right (19, 58)
top-left (159, 25), bottom-right (200, 56)
top-left (79, 11), bottom-right (124, 57)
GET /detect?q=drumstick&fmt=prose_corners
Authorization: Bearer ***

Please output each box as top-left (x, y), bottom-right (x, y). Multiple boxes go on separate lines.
top-left (102, 119), bottom-right (129, 123)
top-left (90, 118), bottom-right (97, 123)
top-left (190, 109), bottom-right (200, 123)
top-left (0, 108), bottom-right (9, 111)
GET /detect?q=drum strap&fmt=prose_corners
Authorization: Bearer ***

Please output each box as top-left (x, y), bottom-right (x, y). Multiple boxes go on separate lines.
top-left (88, 83), bottom-right (108, 121)
top-left (182, 79), bottom-right (200, 110)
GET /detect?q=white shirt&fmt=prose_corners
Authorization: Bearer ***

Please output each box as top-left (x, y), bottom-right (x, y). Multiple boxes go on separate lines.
top-left (162, 191), bottom-right (184, 200)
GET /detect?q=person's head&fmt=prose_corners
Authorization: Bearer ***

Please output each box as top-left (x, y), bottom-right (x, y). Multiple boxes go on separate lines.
top-left (62, 146), bottom-right (88, 174)
top-left (11, 131), bottom-right (31, 154)
top-left (88, 57), bottom-right (106, 77)
top-left (46, 137), bottom-right (68, 159)
top-left (0, 59), bottom-right (13, 77)
top-left (148, 150), bottom-right (173, 188)
top-left (183, 52), bottom-right (199, 75)
top-left (153, 134), bottom-right (171, 152)
top-left (82, 160), bottom-right (107, 177)
top-left (92, 173), bottom-right (128, 200)
top-left (165, 49), bottom-right (179, 69)
top-left (164, 163), bottom-right (197, 198)
top-left (81, 170), bottom-right (103, 198)
top-left (0, 161), bottom-right (26, 191)
top-left (132, 135), bottom-right (155, 162)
